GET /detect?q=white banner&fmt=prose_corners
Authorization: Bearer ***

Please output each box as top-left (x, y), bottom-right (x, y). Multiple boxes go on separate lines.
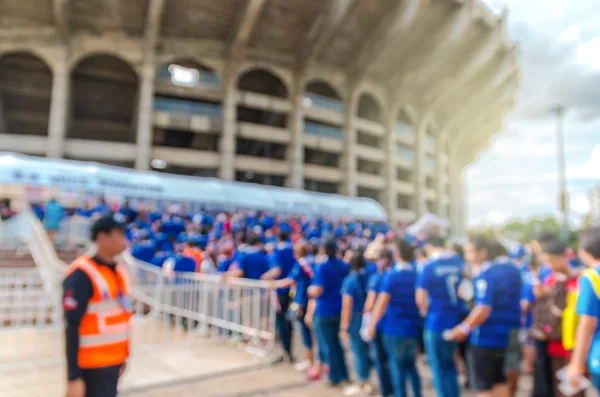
top-left (0, 152), bottom-right (388, 221)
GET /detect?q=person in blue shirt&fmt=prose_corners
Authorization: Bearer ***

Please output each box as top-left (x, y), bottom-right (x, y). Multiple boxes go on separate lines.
top-left (415, 236), bottom-right (464, 397)
top-left (262, 229), bottom-right (296, 363)
top-left (43, 198), bottom-right (64, 246)
top-left (448, 236), bottom-right (522, 397)
top-left (528, 230), bottom-right (561, 397)
top-left (568, 228), bottom-right (600, 393)
top-left (270, 242), bottom-right (316, 372)
top-left (227, 234), bottom-right (269, 280)
top-left (364, 249), bottom-right (394, 397)
top-left (340, 250), bottom-right (373, 395)
top-left (307, 241), bottom-right (350, 386)
top-left (369, 240), bottom-right (422, 397)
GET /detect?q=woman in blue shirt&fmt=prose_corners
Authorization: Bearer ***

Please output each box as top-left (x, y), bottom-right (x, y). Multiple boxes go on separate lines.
top-left (307, 241), bottom-right (350, 386)
top-left (368, 240), bottom-right (422, 397)
top-left (270, 241), bottom-right (316, 371)
top-left (340, 250), bottom-right (373, 394)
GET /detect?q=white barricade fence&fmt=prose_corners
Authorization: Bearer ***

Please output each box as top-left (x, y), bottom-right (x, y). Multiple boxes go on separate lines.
top-left (0, 212), bottom-right (65, 369)
top-left (0, 211), bottom-right (278, 370)
top-left (56, 215), bottom-right (92, 250)
top-left (123, 254), bottom-right (278, 358)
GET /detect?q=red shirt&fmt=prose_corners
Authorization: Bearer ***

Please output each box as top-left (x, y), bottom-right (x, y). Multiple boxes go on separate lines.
top-left (543, 272), bottom-right (578, 358)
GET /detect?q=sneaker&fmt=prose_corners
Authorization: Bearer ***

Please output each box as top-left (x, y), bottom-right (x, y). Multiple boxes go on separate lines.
top-left (294, 360), bottom-right (311, 372)
top-left (342, 384), bottom-right (362, 396)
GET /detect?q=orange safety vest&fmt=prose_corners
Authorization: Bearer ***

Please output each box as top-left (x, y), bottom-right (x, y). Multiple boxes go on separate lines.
top-left (64, 256), bottom-right (132, 369)
top-left (183, 247), bottom-right (204, 272)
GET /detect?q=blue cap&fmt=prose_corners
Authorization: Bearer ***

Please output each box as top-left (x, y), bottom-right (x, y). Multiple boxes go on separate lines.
top-left (509, 245), bottom-right (526, 259)
top-left (279, 223), bottom-right (292, 234)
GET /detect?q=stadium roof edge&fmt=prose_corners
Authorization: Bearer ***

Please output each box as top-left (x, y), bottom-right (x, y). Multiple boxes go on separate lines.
top-left (0, 152), bottom-right (388, 222)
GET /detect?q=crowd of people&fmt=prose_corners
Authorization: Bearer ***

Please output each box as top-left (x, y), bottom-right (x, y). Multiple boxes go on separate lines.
top-left (35, 197), bottom-right (600, 397)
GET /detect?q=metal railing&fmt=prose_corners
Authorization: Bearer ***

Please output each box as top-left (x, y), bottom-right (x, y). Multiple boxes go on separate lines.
top-left (304, 121), bottom-right (345, 140)
top-left (126, 254), bottom-right (277, 357)
top-left (0, 212), bottom-right (278, 370)
top-left (396, 145), bottom-right (416, 162)
top-left (394, 122), bottom-right (416, 142)
top-left (303, 93), bottom-right (344, 113)
top-left (56, 215), bottom-right (92, 250)
top-left (153, 97), bottom-right (223, 120)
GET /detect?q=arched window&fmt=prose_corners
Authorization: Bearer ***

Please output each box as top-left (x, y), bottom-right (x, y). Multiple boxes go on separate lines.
top-left (357, 93), bottom-right (382, 123)
top-left (237, 68), bottom-right (288, 98)
top-left (0, 52), bottom-right (52, 136)
top-left (69, 54), bottom-right (138, 142)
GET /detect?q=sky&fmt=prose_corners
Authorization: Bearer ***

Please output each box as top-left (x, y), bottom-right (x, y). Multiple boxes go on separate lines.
top-left (467, 0), bottom-right (600, 227)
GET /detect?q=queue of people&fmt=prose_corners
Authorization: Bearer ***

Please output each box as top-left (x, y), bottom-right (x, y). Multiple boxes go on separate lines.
top-left (56, 198), bottom-right (600, 397)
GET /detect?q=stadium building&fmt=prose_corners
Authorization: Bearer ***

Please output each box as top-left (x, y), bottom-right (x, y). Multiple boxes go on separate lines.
top-left (0, 0), bottom-right (518, 235)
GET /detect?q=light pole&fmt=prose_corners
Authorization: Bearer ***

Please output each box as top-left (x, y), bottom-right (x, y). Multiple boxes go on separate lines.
top-left (551, 105), bottom-right (569, 241)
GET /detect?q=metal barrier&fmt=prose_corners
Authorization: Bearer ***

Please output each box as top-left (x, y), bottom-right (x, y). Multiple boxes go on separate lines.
top-left (124, 253), bottom-right (277, 357)
top-left (0, 212), bottom-right (278, 370)
top-left (56, 215), bottom-right (92, 250)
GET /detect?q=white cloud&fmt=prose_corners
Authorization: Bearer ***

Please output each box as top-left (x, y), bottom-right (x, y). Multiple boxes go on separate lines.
top-left (576, 37), bottom-right (600, 70)
top-left (560, 25), bottom-right (581, 43)
top-left (570, 194), bottom-right (590, 214)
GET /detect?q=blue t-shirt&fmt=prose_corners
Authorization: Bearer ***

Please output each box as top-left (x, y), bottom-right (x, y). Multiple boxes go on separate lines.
top-left (131, 242), bottom-right (156, 263)
top-left (416, 254), bottom-right (465, 332)
top-left (575, 268), bottom-right (600, 375)
top-left (367, 270), bottom-right (387, 294)
top-left (240, 247), bottom-right (270, 280)
top-left (521, 270), bottom-right (537, 329)
top-left (312, 257), bottom-right (350, 317)
top-left (341, 270), bottom-right (369, 313)
top-left (380, 263), bottom-right (421, 338)
top-left (217, 256), bottom-right (233, 273)
top-left (539, 263), bottom-right (553, 283)
top-left (270, 241), bottom-right (296, 295)
top-left (288, 256), bottom-right (314, 307)
top-left (469, 261), bottom-right (522, 348)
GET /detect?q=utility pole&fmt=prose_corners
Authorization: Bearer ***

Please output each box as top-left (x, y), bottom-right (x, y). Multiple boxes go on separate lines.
top-left (551, 105), bottom-right (569, 241)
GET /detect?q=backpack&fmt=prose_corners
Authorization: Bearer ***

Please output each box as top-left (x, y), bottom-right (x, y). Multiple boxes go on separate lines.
top-left (563, 269), bottom-right (600, 350)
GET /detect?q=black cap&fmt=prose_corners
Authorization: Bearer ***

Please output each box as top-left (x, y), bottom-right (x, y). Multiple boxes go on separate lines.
top-left (90, 213), bottom-right (127, 241)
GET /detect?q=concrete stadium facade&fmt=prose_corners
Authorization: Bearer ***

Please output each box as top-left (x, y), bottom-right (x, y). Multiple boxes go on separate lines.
top-left (0, 0), bottom-right (519, 235)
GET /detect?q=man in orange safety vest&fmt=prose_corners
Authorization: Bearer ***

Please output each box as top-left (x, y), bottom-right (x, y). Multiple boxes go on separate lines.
top-left (63, 214), bottom-right (132, 397)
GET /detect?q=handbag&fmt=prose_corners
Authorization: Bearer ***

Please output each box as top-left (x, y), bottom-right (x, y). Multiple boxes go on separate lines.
top-left (285, 302), bottom-right (305, 322)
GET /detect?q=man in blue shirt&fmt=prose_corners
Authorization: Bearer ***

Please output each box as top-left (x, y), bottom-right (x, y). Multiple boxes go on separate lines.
top-left (362, 249), bottom-right (394, 397)
top-left (449, 236), bottom-right (522, 397)
top-left (568, 228), bottom-right (600, 393)
top-left (261, 229), bottom-right (296, 363)
top-left (369, 240), bottom-right (422, 397)
top-left (44, 198), bottom-right (64, 247)
top-left (307, 241), bottom-right (350, 386)
top-left (416, 236), bottom-right (464, 397)
top-left (228, 235), bottom-right (269, 280)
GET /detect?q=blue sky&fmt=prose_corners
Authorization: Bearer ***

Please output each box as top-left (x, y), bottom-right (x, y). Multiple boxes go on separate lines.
top-left (467, 0), bottom-right (600, 226)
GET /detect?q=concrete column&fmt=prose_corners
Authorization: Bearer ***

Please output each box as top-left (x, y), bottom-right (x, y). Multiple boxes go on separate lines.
top-left (414, 119), bottom-right (428, 216)
top-left (436, 133), bottom-right (447, 218)
top-left (287, 73), bottom-right (305, 189)
top-left (383, 111), bottom-right (397, 217)
top-left (0, 92), bottom-right (6, 134)
top-left (47, 50), bottom-right (70, 158)
top-left (449, 153), bottom-right (466, 237)
top-left (219, 63), bottom-right (239, 181)
top-left (342, 88), bottom-right (358, 197)
top-left (135, 62), bottom-right (156, 170)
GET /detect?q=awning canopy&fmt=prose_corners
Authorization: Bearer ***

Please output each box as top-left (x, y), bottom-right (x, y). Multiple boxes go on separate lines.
top-left (0, 152), bottom-right (388, 221)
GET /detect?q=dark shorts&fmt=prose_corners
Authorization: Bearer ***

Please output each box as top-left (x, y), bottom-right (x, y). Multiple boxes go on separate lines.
top-left (504, 329), bottom-right (521, 372)
top-left (468, 345), bottom-right (507, 392)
